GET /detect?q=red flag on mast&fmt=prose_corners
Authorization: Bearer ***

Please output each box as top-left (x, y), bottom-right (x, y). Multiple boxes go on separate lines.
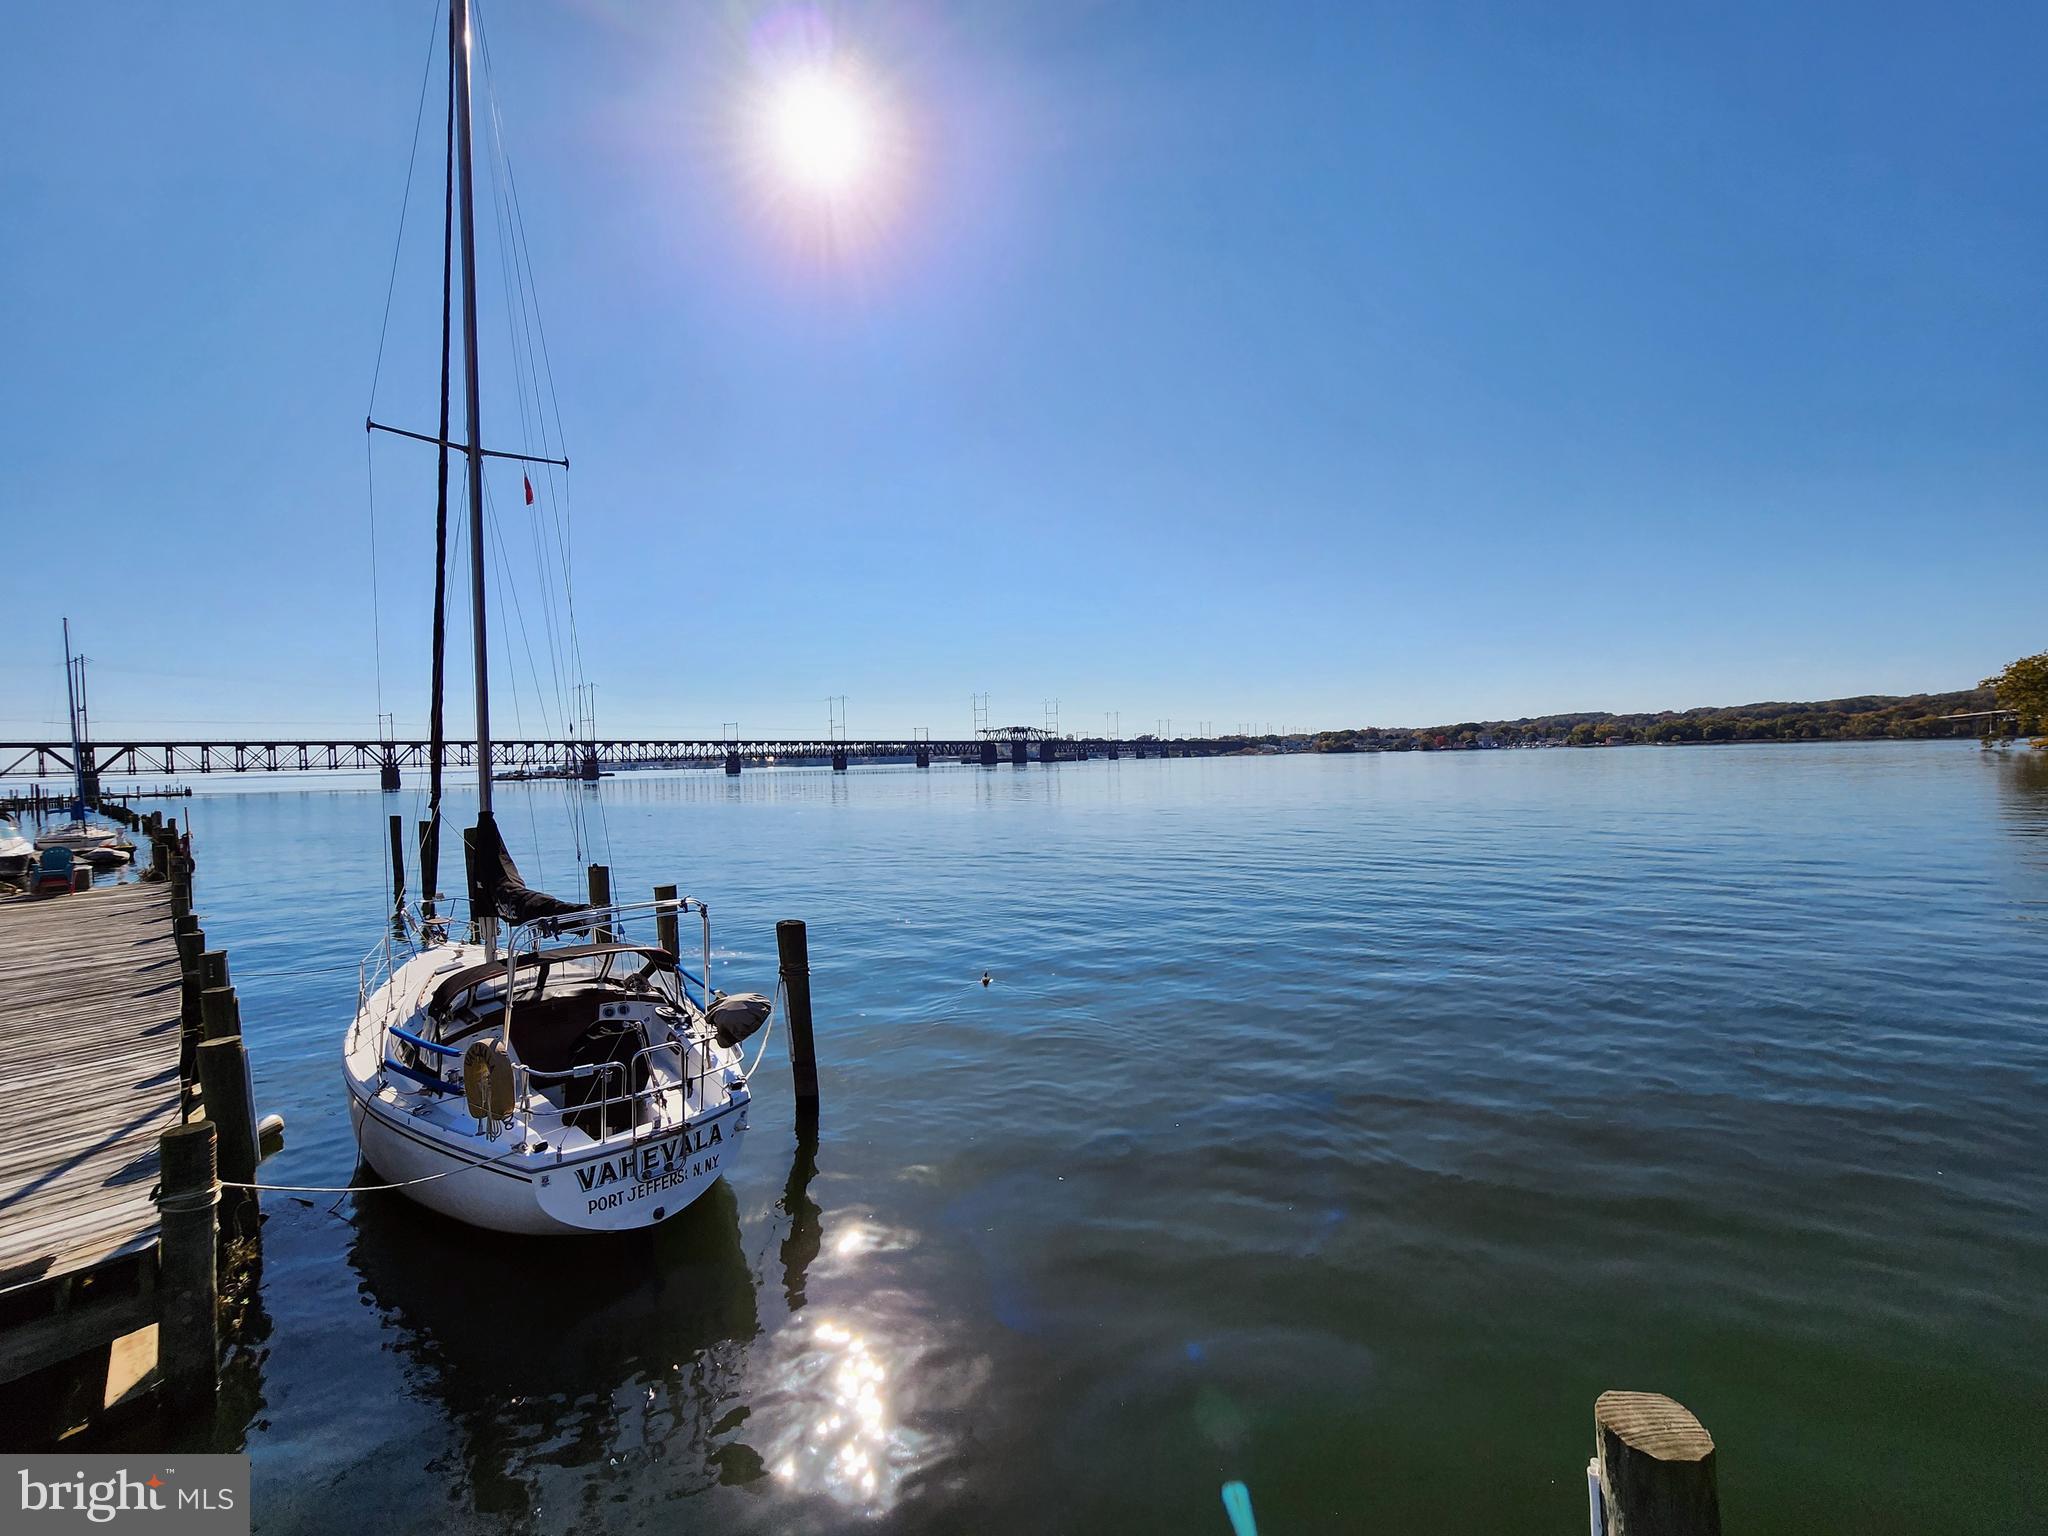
top-left (523, 474), bottom-right (534, 506)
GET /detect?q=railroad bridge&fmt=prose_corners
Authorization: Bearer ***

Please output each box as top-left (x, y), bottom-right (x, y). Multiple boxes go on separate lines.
top-left (0, 731), bottom-right (1240, 788)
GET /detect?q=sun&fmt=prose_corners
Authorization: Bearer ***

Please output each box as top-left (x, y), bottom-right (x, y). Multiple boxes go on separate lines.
top-left (765, 64), bottom-right (878, 199)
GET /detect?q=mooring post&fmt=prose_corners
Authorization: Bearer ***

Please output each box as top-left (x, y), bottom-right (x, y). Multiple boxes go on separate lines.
top-left (587, 863), bottom-right (612, 942)
top-left (199, 985), bottom-right (242, 1042)
top-left (157, 1120), bottom-right (219, 1412)
top-left (196, 1036), bottom-right (259, 1241)
top-left (1593, 1391), bottom-right (1721, 1536)
top-left (199, 949), bottom-right (230, 992)
top-left (776, 919), bottom-right (820, 1123)
top-left (653, 883), bottom-right (679, 957)
top-left (388, 813), bottom-right (406, 914)
top-left (175, 925), bottom-right (206, 1027)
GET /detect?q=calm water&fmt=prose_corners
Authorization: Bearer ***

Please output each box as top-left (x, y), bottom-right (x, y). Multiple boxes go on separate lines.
top-left (122, 744), bottom-right (2048, 1531)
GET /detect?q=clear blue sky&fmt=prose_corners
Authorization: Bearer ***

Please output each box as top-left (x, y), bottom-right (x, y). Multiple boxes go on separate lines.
top-left (2, 1), bottom-right (2041, 741)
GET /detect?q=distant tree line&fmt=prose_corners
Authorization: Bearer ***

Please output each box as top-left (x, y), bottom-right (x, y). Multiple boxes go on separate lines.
top-left (1302, 688), bottom-right (2005, 753)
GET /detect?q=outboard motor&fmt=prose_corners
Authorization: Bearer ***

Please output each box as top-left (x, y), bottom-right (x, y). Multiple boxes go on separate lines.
top-left (707, 992), bottom-right (773, 1050)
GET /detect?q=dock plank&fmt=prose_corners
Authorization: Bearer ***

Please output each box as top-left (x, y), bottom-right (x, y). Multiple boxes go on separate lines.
top-left (0, 883), bottom-right (182, 1294)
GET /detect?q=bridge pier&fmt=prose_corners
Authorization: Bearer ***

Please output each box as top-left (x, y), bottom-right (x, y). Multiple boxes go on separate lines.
top-left (1037, 739), bottom-right (1056, 764)
top-left (915, 747), bottom-right (930, 769)
top-left (831, 750), bottom-right (848, 772)
top-left (724, 751), bottom-right (741, 776)
top-left (579, 750), bottom-right (601, 782)
top-left (980, 742), bottom-right (998, 768)
top-left (379, 749), bottom-right (400, 793)
top-left (1106, 743), bottom-right (1119, 760)
top-left (1010, 741), bottom-right (1028, 767)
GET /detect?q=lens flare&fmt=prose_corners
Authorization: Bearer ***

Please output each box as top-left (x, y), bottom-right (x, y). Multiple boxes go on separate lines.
top-left (767, 65), bottom-right (876, 197)
top-left (742, 45), bottom-right (909, 257)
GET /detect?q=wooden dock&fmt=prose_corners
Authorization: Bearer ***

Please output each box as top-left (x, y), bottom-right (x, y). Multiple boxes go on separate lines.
top-left (0, 882), bottom-right (183, 1398)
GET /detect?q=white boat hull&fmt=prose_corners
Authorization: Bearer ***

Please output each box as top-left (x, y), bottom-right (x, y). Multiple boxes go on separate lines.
top-left (346, 1073), bottom-right (748, 1235)
top-left (35, 823), bottom-right (118, 853)
top-left (343, 939), bottom-right (753, 1236)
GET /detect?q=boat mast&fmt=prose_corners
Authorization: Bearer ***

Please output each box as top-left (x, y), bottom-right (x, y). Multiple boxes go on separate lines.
top-left (421, 49), bottom-right (456, 924)
top-left (60, 618), bottom-right (84, 821)
top-left (449, 0), bottom-right (497, 960)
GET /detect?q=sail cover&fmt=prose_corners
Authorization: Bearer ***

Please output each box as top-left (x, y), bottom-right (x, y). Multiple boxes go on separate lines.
top-left (464, 813), bottom-right (588, 925)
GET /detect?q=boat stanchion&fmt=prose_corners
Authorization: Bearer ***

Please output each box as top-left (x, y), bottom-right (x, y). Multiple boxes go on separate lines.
top-left (1590, 1391), bottom-right (1721, 1536)
top-left (195, 1036), bottom-right (260, 1244)
top-left (587, 864), bottom-right (613, 941)
top-left (157, 1120), bottom-right (219, 1412)
top-left (654, 883), bottom-right (680, 956)
top-left (776, 918), bottom-right (820, 1124)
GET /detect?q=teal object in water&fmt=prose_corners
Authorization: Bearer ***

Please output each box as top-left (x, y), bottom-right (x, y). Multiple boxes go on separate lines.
top-left (1221, 1481), bottom-right (1256, 1536)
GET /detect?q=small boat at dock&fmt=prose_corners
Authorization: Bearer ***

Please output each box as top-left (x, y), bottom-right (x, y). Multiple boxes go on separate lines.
top-left (0, 817), bottom-right (33, 879)
top-left (33, 618), bottom-right (131, 865)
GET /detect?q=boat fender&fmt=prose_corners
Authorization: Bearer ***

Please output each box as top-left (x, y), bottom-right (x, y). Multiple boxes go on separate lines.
top-left (707, 991), bottom-right (773, 1050)
top-left (463, 1039), bottom-right (515, 1131)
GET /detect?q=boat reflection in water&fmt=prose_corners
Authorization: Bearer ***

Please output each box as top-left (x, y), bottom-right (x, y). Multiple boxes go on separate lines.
top-left (342, 1131), bottom-right (957, 1524)
top-left (346, 1168), bottom-right (761, 1520)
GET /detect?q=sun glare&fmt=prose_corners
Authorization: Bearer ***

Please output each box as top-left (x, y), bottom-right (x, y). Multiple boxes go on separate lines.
top-left (766, 64), bottom-right (878, 198)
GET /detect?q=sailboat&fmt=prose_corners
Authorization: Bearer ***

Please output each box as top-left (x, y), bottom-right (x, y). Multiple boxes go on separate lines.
top-left (34, 618), bottom-right (129, 864)
top-left (342, 0), bottom-right (769, 1235)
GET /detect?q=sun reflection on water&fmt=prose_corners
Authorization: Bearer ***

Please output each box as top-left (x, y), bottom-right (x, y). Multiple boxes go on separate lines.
top-left (763, 1316), bottom-right (915, 1510)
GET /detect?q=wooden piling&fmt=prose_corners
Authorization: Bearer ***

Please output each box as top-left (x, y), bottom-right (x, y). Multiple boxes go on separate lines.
top-left (199, 985), bottom-right (241, 1043)
top-left (199, 949), bottom-right (230, 991)
top-left (1593, 1391), bottom-right (1721, 1536)
top-left (776, 919), bottom-right (820, 1122)
top-left (587, 863), bottom-right (612, 942)
top-left (653, 883), bottom-right (680, 957)
top-left (388, 813), bottom-right (406, 913)
top-left (156, 1120), bottom-right (218, 1411)
top-left (195, 1037), bottom-right (259, 1239)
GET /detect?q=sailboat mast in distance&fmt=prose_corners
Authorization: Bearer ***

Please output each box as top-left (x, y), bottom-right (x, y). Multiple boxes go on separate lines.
top-left (449, 0), bottom-right (496, 959)
top-left (60, 618), bottom-right (84, 817)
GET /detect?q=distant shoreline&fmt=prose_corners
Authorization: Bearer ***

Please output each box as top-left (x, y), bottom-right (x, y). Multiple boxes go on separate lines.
top-left (1309, 686), bottom-right (2004, 753)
